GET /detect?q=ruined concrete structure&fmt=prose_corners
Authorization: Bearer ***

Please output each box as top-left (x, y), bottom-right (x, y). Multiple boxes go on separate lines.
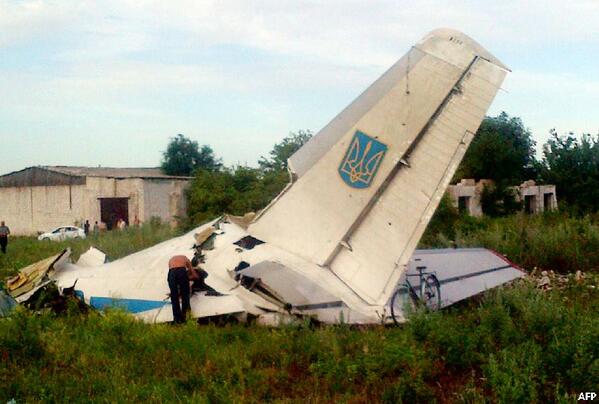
top-left (447, 179), bottom-right (558, 217)
top-left (0, 166), bottom-right (190, 235)
top-left (518, 180), bottom-right (558, 214)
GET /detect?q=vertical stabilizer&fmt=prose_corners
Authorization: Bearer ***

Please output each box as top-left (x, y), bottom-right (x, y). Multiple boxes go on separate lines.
top-left (249, 29), bottom-right (508, 305)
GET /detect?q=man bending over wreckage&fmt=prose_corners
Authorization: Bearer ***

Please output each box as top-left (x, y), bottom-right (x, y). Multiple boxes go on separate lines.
top-left (167, 255), bottom-right (199, 323)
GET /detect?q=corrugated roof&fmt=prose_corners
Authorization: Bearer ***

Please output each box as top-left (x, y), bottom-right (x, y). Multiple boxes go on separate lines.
top-left (0, 166), bottom-right (86, 188)
top-left (42, 166), bottom-right (191, 180)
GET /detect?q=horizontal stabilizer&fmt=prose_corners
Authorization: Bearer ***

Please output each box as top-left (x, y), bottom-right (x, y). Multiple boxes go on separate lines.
top-left (398, 248), bottom-right (525, 308)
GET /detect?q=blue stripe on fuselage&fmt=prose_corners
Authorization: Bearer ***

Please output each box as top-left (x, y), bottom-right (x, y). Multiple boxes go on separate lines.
top-left (89, 296), bottom-right (167, 313)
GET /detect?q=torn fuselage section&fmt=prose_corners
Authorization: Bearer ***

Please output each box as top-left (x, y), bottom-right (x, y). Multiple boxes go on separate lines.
top-left (236, 261), bottom-right (343, 316)
top-left (3, 218), bottom-right (525, 326)
top-left (4, 248), bottom-right (91, 314)
top-left (0, 286), bottom-right (16, 317)
top-left (6, 249), bottom-right (71, 304)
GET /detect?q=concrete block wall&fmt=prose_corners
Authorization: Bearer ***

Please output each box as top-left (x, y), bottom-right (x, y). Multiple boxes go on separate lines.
top-left (517, 182), bottom-right (557, 214)
top-left (448, 179), bottom-right (558, 217)
top-left (0, 185), bottom-right (89, 235)
top-left (143, 179), bottom-right (189, 226)
top-left (446, 179), bottom-right (485, 217)
top-left (0, 176), bottom-right (189, 235)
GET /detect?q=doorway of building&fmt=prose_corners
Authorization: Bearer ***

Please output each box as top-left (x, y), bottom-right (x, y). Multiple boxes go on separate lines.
top-left (543, 193), bottom-right (554, 211)
top-left (525, 195), bottom-right (536, 214)
top-left (458, 196), bottom-right (471, 215)
top-left (99, 198), bottom-right (129, 230)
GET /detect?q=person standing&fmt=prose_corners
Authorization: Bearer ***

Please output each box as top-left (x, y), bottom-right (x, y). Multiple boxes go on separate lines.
top-left (0, 221), bottom-right (10, 254)
top-left (83, 220), bottom-right (90, 236)
top-left (93, 221), bottom-right (100, 236)
top-left (167, 255), bottom-right (198, 323)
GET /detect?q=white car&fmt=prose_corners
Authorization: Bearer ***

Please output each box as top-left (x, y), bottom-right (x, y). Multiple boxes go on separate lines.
top-left (38, 226), bottom-right (86, 241)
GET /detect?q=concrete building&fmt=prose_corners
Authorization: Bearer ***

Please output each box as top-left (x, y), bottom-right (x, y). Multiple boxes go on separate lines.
top-left (447, 179), bottom-right (557, 217)
top-left (518, 180), bottom-right (558, 214)
top-left (0, 166), bottom-right (191, 235)
top-left (446, 179), bottom-right (486, 217)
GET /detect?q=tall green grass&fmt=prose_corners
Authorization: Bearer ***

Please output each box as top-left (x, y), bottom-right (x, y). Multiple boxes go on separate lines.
top-left (1, 214), bottom-right (598, 402)
top-left (1, 280), bottom-right (597, 402)
top-left (420, 210), bottom-right (599, 274)
top-left (0, 223), bottom-right (180, 280)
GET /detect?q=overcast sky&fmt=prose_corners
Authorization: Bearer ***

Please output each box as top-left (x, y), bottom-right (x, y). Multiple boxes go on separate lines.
top-left (1, 0), bottom-right (598, 174)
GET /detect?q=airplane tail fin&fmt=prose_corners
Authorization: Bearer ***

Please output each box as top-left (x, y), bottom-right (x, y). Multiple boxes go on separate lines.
top-left (249, 28), bottom-right (508, 305)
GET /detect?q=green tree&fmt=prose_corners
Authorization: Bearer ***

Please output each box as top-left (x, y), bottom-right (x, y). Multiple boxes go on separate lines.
top-left (419, 193), bottom-right (461, 245)
top-left (454, 112), bottom-right (537, 216)
top-left (259, 130), bottom-right (313, 171)
top-left (161, 134), bottom-right (222, 176)
top-left (539, 130), bottom-right (599, 213)
top-left (254, 129), bottom-right (313, 209)
top-left (187, 166), bottom-right (275, 224)
top-left (479, 183), bottom-right (522, 217)
top-left (186, 169), bottom-right (237, 224)
top-left (186, 130), bottom-right (313, 225)
top-left (455, 112), bottom-right (537, 184)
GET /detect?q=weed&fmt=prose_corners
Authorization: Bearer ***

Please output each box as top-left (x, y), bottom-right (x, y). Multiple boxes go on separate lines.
top-left (0, 223), bottom-right (179, 280)
top-left (0, 217), bottom-right (597, 401)
top-left (421, 210), bottom-right (599, 274)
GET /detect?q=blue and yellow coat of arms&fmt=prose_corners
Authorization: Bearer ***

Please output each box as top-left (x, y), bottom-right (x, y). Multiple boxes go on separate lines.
top-left (339, 131), bottom-right (388, 189)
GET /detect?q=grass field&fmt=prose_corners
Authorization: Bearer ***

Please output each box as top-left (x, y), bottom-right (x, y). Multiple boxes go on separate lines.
top-left (0, 222), bottom-right (180, 280)
top-left (421, 209), bottom-right (599, 274)
top-left (1, 215), bottom-right (598, 402)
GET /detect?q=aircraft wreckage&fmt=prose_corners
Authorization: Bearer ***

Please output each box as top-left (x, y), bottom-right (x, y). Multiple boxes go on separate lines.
top-left (5, 28), bottom-right (524, 324)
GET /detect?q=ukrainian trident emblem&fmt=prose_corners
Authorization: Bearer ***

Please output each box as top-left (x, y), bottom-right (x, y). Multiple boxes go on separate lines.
top-left (339, 131), bottom-right (387, 189)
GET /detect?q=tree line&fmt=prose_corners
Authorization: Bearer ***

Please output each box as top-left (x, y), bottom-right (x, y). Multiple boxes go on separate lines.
top-left (161, 131), bottom-right (312, 225)
top-left (455, 112), bottom-right (599, 215)
top-left (161, 113), bottom-right (599, 224)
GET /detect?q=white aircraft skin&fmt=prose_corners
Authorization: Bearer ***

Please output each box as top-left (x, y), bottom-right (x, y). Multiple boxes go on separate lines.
top-left (49, 28), bottom-right (513, 324)
top-left (53, 219), bottom-right (383, 324)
